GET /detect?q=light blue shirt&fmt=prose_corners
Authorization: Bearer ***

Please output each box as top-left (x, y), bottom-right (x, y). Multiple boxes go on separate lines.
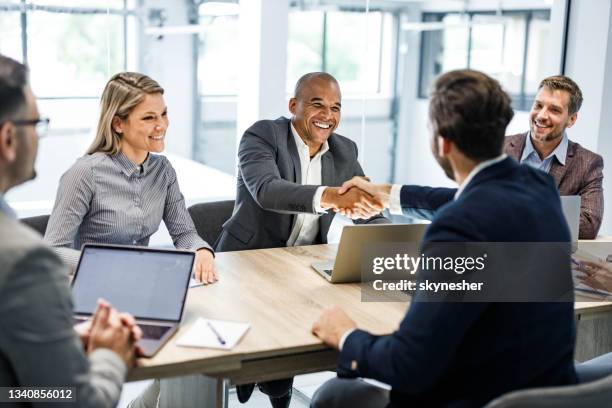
top-left (520, 132), bottom-right (568, 173)
top-left (0, 193), bottom-right (17, 219)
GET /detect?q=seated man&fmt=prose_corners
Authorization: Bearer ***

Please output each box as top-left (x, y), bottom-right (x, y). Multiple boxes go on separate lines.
top-left (215, 72), bottom-right (388, 407)
top-left (311, 70), bottom-right (577, 408)
top-left (0, 54), bottom-right (140, 407)
top-left (505, 75), bottom-right (602, 239)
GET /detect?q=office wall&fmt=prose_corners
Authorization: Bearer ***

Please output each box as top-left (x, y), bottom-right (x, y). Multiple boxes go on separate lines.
top-left (564, 0), bottom-right (612, 235)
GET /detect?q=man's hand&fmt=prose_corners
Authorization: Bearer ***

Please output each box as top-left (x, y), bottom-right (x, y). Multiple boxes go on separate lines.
top-left (194, 248), bottom-right (218, 284)
top-left (312, 306), bottom-right (357, 349)
top-left (74, 320), bottom-right (92, 349)
top-left (338, 176), bottom-right (392, 209)
top-left (87, 299), bottom-right (140, 367)
top-left (321, 186), bottom-right (384, 219)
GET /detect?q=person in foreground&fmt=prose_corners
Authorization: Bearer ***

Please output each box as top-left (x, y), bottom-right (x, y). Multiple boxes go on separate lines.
top-left (0, 54), bottom-right (140, 407)
top-left (504, 75), bottom-right (603, 239)
top-left (217, 72), bottom-right (387, 408)
top-left (44, 72), bottom-right (216, 284)
top-left (311, 70), bottom-right (577, 408)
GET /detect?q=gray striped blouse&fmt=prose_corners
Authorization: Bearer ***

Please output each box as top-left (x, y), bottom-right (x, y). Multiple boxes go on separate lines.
top-left (44, 152), bottom-right (211, 262)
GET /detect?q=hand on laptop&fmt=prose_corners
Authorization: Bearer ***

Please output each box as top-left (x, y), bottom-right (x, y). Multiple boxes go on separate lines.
top-left (337, 177), bottom-right (392, 218)
top-left (87, 299), bottom-right (141, 367)
top-left (321, 186), bottom-right (384, 219)
top-left (194, 248), bottom-right (218, 284)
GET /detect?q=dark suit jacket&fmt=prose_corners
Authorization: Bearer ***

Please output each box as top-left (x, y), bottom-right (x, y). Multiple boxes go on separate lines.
top-left (505, 132), bottom-right (604, 239)
top-left (339, 158), bottom-right (577, 408)
top-left (216, 117), bottom-right (387, 251)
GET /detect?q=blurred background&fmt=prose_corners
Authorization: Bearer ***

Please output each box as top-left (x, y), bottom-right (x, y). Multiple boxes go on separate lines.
top-left (1, 0), bottom-right (611, 237)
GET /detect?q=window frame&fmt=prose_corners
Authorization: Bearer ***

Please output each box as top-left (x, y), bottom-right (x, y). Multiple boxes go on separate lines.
top-left (417, 8), bottom-right (551, 111)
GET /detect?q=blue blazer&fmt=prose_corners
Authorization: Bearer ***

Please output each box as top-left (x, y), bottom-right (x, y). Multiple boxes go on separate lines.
top-left (339, 157), bottom-right (577, 408)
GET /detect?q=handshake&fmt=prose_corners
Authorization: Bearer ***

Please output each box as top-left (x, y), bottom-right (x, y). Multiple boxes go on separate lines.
top-left (320, 176), bottom-right (393, 220)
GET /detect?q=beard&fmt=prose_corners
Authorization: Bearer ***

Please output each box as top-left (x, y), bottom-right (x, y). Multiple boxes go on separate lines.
top-left (431, 137), bottom-right (455, 181)
top-left (9, 128), bottom-right (37, 186)
top-left (530, 121), bottom-right (566, 143)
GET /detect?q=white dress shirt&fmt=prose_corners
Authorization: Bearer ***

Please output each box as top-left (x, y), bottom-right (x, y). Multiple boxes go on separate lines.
top-left (286, 123), bottom-right (329, 247)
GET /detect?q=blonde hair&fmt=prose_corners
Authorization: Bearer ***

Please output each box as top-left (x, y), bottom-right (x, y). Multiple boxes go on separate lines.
top-left (87, 72), bottom-right (164, 155)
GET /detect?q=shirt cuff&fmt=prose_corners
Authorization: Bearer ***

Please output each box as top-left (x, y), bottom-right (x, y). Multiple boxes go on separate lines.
top-left (388, 184), bottom-right (403, 215)
top-left (339, 328), bottom-right (356, 351)
top-left (313, 186), bottom-right (329, 214)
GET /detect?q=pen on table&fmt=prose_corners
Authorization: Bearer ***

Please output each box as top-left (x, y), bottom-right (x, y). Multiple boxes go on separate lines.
top-left (207, 321), bottom-right (226, 345)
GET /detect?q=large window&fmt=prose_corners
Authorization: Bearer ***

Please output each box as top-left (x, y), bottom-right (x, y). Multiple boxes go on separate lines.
top-left (287, 9), bottom-right (394, 96)
top-left (418, 10), bottom-right (551, 110)
top-left (0, 1), bottom-right (130, 133)
top-left (198, 14), bottom-right (239, 96)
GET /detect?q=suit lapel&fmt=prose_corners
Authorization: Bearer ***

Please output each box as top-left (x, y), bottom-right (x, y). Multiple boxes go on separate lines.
top-left (506, 132), bottom-right (528, 161)
top-left (287, 122), bottom-right (302, 184)
top-left (548, 141), bottom-right (574, 188)
top-left (321, 152), bottom-right (335, 186)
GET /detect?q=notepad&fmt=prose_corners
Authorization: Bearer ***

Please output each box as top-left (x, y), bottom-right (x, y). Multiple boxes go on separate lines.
top-left (176, 318), bottom-right (250, 350)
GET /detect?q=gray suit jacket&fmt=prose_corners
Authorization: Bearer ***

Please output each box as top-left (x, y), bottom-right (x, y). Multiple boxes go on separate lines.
top-left (504, 132), bottom-right (604, 239)
top-left (216, 117), bottom-right (388, 251)
top-left (0, 212), bottom-right (126, 407)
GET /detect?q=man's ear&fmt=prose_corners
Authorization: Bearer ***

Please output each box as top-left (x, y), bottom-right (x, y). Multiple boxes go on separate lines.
top-left (437, 135), bottom-right (452, 156)
top-left (566, 112), bottom-right (578, 129)
top-left (0, 122), bottom-right (17, 164)
top-left (288, 98), bottom-right (297, 115)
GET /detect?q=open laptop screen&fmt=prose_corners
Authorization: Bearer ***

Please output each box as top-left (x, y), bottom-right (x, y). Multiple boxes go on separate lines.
top-left (72, 245), bottom-right (194, 322)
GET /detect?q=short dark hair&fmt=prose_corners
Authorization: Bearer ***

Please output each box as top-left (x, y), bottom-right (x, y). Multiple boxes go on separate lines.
top-left (0, 54), bottom-right (28, 123)
top-left (429, 69), bottom-right (514, 161)
top-left (293, 72), bottom-right (339, 99)
top-left (538, 75), bottom-right (583, 115)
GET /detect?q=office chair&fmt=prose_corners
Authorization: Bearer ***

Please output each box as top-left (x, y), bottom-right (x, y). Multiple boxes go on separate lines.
top-left (484, 373), bottom-right (612, 408)
top-left (20, 214), bottom-right (50, 236)
top-left (188, 200), bottom-right (235, 248)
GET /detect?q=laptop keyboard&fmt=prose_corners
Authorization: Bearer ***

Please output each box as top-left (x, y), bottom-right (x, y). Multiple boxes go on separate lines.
top-left (323, 269), bottom-right (333, 276)
top-left (139, 324), bottom-right (171, 340)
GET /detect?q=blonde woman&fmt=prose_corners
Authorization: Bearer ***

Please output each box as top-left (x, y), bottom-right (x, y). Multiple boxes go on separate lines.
top-left (45, 72), bottom-right (217, 284)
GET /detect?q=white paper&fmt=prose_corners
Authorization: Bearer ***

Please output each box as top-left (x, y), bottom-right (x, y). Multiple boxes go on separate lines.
top-left (176, 318), bottom-right (250, 350)
top-left (189, 278), bottom-right (204, 288)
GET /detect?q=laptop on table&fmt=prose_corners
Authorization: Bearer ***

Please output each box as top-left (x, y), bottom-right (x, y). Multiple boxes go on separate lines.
top-left (71, 244), bottom-right (195, 357)
top-left (312, 223), bottom-right (428, 283)
top-left (560, 195), bottom-right (580, 252)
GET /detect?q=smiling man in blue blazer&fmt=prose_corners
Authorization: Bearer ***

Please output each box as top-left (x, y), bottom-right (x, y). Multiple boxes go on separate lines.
top-left (310, 70), bottom-right (577, 408)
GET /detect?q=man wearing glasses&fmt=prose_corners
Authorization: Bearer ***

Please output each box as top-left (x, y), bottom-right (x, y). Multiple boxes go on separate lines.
top-left (0, 54), bottom-right (139, 406)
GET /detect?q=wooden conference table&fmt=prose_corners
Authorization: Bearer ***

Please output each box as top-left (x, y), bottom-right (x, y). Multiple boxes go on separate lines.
top-left (127, 242), bottom-right (612, 407)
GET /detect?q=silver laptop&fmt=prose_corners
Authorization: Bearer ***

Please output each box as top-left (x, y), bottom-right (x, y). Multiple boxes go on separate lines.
top-left (72, 244), bottom-right (195, 357)
top-left (312, 223), bottom-right (428, 283)
top-left (561, 195), bottom-right (581, 251)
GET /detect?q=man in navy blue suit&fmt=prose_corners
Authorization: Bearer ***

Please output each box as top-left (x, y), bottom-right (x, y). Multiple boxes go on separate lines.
top-left (310, 70), bottom-right (577, 408)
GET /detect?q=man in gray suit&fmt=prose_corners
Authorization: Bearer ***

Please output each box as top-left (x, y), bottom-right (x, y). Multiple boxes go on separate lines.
top-left (0, 54), bottom-right (140, 407)
top-left (216, 72), bottom-right (387, 252)
top-left (504, 75), bottom-right (603, 239)
top-left (216, 72), bottom-right (388, 407)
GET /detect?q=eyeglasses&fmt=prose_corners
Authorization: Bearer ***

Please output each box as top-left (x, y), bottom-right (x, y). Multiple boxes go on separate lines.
top-left (11, 117), bottom-right (50, 138)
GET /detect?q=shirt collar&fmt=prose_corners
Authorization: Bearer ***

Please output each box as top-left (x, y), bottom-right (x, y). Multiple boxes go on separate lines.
top-left (112, 151), bottom-right (151, 177)
top-left (521, 131), bottom-right (568, 166)
top-left (454, 154), bottom-right (507, 200)
top-left (0, 193), bottom-right (17, 219)
top-left (290, 122), bottom-right (329, 158)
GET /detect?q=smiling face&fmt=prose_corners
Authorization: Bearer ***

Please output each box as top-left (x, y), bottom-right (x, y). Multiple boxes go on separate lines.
top-left (529, 87), bottom-right (577, 144)
top-left (113, 92), bottom-right (168, 163)
top-left (289, 77), bottom-right (341, 154)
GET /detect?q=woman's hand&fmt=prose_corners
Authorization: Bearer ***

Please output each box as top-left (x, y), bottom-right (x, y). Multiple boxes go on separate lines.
top-left (194, 248), bottom-right (218, 284)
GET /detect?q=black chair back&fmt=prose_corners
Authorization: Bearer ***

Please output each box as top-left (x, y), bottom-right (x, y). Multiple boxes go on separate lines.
top-left (20, 214), bottom-right (50, 236)
top-left (188, 200), bottom-right (235, 249)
